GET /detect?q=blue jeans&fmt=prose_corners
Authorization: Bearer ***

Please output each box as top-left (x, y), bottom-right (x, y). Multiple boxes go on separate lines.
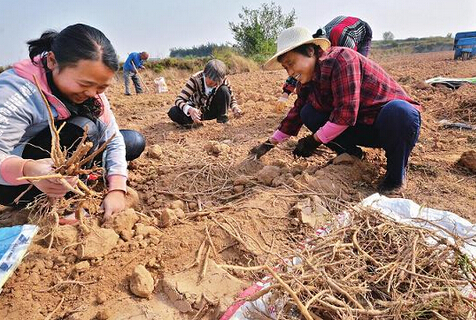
top-left (300, 100), bottom-right (421, 185)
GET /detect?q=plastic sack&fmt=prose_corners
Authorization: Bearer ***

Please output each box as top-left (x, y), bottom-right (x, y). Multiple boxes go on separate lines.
top-left (0, 224), bottom-right (38, 293)
top-left (154, 77), bottom-right (168, 93)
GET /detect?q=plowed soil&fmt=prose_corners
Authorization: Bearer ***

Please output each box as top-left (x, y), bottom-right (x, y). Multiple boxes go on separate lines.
top-left (0, 51), bottom-right (475, 320)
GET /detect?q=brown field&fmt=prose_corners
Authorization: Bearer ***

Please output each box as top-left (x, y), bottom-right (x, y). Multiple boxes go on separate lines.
top-left (0, 51), bottom-right (475, 319)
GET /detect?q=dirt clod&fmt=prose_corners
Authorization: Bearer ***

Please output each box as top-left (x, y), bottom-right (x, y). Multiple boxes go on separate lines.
top-left (169, 200), bottom-right (185, 210)
top-left (129, 265), bottom-right (154, 298)
top-left (332, 153), bottom-right (356, 165)
top-left (108, 208), bottom-right (139, 240)
top-left (147, 144), bottom-right (163, 159)
top-left (95, 309), bottom-right (111, 320)
top-left (459, 150), bottom-right (476, 172)
top-left (74, 261), bottom-right (90, 273)
top-left (77, 227), bottom-right (119, 260)
top-left (96, 292), bottom-right (107, 305)
top-left (204, 141), bottom-right (231, 155)
top-left (256, 165), bottom-right (281, 186)
top-left (125, 187), bottom-right (140, 210)
top-left (50, 225), bottom-right (78, 249)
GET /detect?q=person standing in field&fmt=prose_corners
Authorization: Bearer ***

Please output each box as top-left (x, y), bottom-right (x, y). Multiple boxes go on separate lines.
top-left (123, 51), bottom-right (149, 96)
top-left (279, 16), bottom-right (373, 103)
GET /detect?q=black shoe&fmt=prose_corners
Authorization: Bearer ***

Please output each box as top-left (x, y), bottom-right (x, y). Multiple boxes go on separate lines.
top-left (217, 115), bottom-right (229, 124)
top-left (378, 179), bottom-right (404, 194)
top-left (125, 93), bottom-right (131, 96)
top-left (181, 122), bottom-right (203, 129)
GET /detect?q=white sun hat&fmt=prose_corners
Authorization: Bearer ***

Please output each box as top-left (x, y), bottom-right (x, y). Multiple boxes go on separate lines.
top-left (264, 26), bottom-right (331, 70)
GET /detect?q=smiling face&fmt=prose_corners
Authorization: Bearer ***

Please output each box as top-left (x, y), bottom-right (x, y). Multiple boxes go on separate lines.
top-left (279, 48), bottom-right (317, 84)
top-left (47, 52), bottom-right (115, 104)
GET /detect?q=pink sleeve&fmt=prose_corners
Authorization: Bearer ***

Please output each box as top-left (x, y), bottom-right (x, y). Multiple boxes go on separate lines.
top-left (107, 174), bottom-right (127, 193)
top-left (0, 156), bottom-right (30, 186)
top-left (271, 130), bottom-right (290, 143)
top-left (315, 121), bottom-right (349, 144)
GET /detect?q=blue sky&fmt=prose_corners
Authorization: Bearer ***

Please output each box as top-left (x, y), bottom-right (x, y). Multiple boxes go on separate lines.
top-left (0, 0), bottom-right (475, 65)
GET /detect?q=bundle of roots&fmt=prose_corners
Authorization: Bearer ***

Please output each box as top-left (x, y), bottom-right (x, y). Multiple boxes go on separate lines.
top-left (17, 76), bottom-right (115, 242)
top-left (225, 208), bottom-right (476, 320)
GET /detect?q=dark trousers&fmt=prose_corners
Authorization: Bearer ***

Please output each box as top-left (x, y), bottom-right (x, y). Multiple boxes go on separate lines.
top-left (0, 117), bottom-right (146, 206)
top-left (301, 100), bottom-right (421, 184)
top-left (168, 85), bottom-right (231, 125)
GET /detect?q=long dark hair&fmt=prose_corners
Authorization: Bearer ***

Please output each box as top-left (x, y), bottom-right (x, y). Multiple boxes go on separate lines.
top-left (27, 23), bottom-right (119, 72)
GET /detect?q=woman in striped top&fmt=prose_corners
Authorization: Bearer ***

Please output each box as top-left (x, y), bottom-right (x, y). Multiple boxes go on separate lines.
top-left (167, 59), bottom-right (241, 128)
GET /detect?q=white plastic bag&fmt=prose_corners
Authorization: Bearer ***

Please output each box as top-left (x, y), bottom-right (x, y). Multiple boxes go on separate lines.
top-left (154, 77), bottom-right (168, 93)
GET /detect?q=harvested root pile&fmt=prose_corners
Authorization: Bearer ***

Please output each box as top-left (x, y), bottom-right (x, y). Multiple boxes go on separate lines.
top-left (166, 160), bottom-right (240, 206)
top-left (427, 84), bottom-right (476, 125)
top-left (225, 208), bottom-right (476, 319)
top-left (19, 76), bottom-right (114, 236)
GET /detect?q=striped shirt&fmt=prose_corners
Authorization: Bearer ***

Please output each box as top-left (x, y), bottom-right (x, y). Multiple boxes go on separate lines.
top-left (175, 71), bottom-right (238, 112)
top-left (324, 16), bottom-right (372, 52)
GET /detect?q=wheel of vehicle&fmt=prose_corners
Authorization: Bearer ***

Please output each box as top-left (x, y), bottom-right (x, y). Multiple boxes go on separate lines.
top-left (462, 52), bottom-right (470, 60)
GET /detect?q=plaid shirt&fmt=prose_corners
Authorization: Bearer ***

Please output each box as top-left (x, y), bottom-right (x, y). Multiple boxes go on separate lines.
top-left (324, 16), bottom-right (372, 51)
top-left (278, 47), bottom-right (421, 136)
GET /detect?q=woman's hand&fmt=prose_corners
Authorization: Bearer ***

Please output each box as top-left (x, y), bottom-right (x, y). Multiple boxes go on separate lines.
top-left (188, 107), bottom-right (202, 122)
top-left (102, 190), bottom-right (126, 222)
top-left (232, 106), bottom-right (242, 118)
top-left (23, 158), bottom-right (78, 198)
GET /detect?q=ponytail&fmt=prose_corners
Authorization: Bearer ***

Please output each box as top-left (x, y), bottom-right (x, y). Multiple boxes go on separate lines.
top-left (27, 31), bottom-right (58, 63)
top-left (25, 24), bottom-right (118, 72)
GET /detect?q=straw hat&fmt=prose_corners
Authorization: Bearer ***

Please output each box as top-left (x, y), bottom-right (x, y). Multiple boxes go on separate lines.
top-left (264, 26), bottom-right (331, 70)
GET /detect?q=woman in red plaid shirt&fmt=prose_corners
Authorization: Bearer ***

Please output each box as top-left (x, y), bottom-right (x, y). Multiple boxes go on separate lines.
top-left (278, 16), bottom-right (373, 103)
top-left (250, 26), bottom-right (421, 193)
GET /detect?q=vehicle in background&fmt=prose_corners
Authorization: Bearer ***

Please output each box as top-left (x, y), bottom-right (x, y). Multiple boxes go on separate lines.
top-left (453, 31), bottom-right (476, 60)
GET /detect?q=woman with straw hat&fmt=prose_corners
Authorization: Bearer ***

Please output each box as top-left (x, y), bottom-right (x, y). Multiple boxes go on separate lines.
top-left (250, 26), bottom-right (422, 193)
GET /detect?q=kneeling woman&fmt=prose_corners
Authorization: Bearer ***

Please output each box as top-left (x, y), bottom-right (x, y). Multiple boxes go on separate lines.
top-left (168, 59), bottom-right (241, 127)
top-left (251, 26), bottom-right (421, 193)
top-left (0, 24), bottom-right (145, 219)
